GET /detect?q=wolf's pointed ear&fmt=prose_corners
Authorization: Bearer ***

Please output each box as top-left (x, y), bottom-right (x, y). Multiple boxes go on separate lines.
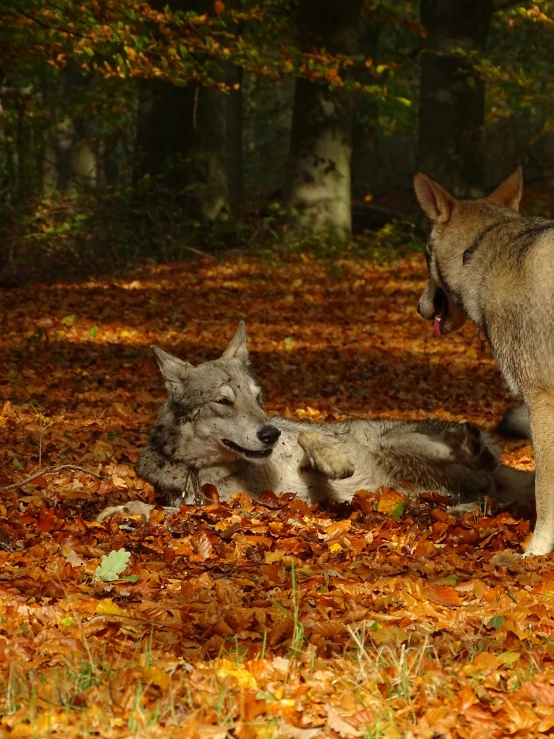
top-left (413, 173), bottom-right (454, 223)
top-left (221, 321), bottom-right (248, 364)
top-left (488, 167), bottom-right (523, 211)
top-left (151, 346), bottom-right (193, 383)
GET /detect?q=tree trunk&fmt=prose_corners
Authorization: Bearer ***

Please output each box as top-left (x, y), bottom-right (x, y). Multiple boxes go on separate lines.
top-left (43, 68), bottom-right (97, 195)
top-left (417, 0), bottom-right (494, 197)
top-left (284, 0), bottom-right (362, 242)
top-left (134, 0), bottom-right (228, 222)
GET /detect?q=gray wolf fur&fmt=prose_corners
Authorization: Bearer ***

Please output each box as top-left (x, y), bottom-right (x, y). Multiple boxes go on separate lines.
top-left (98, 322), bottom-right (533, 522)
top-left (498, 405), bottom-right (531, 440)
top-left (414, 166), bottom-right (552, 554)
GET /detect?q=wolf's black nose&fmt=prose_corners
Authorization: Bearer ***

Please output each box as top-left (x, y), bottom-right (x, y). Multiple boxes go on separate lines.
top-left (257, 424), bottom-right (281, 445)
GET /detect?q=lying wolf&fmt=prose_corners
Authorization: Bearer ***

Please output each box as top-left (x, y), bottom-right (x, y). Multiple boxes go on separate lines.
top-left (98, 322), bottom-right (533, 521)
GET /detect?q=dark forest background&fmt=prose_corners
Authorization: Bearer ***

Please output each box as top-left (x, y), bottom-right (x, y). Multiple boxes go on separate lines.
top-left (1, 0), bottom-right (554, 280)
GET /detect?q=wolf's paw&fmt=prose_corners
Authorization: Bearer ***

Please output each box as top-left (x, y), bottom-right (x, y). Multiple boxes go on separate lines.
top-left (447, 501), bottom-right (481, 517)
top-left (96, 501), bottom-right (154, 522)
top-left (522, 528), bottom-right (554, 557)
top-left (298, 430), bottom-right (354, 480)
top-left (445, 423), bottom-right (498, 471)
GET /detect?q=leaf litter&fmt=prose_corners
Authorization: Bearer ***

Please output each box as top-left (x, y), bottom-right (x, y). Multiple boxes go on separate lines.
top-left (0, 252), bottom-right (551, 738)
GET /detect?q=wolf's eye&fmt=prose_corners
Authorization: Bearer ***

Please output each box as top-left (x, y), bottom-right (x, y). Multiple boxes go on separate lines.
top-left (216, 397), bottom-right (233, 406)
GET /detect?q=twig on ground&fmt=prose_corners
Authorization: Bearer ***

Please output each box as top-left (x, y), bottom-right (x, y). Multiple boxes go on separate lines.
top-left (1, 465), bottom-right (104, 491)
top-left (183, 246), bottom-right (211, 258)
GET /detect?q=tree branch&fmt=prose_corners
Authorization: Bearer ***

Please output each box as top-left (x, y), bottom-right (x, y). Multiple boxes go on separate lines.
top-left (12, 5), bottom-right (94, 40)
top-left (1, 465), bottom-right (104, 491)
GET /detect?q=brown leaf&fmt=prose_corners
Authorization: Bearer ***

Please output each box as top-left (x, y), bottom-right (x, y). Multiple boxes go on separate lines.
top-left (325, 704), bottom-right (362, 738)
top-left (37, 508), bottom-right (54, 533)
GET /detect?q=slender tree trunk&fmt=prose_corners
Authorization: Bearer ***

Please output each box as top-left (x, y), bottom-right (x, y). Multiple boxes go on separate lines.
top-left (351, 21), bottom-right (381, 199)
top-left (417, 0), bottom-right (494, 197)
top-left (284, 0), bottom-right (362, 242)
top-left (134, 0), bottom-right (228, 222)
top-left (226, 69), bottom-right (243, 209)
top-left (225, 0), bottom-right (244, 210)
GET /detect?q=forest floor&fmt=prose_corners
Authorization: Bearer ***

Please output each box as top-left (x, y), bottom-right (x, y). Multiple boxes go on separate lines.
top-left (0, 248), bottom-right (553, 739)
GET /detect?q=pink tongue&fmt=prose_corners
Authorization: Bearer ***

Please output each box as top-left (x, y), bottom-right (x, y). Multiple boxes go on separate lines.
top-left (434, 316), bottom-right (443, 335)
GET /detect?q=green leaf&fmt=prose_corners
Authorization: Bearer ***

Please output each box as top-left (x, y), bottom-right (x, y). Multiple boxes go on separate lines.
top-left (391, 501), bottom-right (406, 520)
top-left (487, 615), bottom-right (506, 630)
top-left (93, 549), bottom-right (131, 583)
top-left (283, 336), bottom-right (295, 344)
top-left (13, 457), bottom-right (24, 471)
top-left (498, 651), bottom-right (520, 665)
top-left (60, 617), bottom-right (73, 627)
top-left (89, 326), bottom-right (98, 338)
top-left (61, 315), bottom-right (75, 326)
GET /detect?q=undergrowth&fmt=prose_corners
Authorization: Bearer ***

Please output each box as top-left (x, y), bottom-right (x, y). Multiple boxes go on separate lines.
top-left (0, 189), bottom-right (424, 286)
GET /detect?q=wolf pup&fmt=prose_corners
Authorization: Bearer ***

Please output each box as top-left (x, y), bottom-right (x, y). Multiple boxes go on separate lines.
top-left (413, 166), bottom-right (553, 555)
top-left (98, 322), bottom-right (533, 522)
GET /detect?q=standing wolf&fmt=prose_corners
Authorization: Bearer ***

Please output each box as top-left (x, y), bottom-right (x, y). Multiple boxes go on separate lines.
top-left (98, 322), bottom-right (532, 521)
top-left (413, 167), bottom-right (552, 555)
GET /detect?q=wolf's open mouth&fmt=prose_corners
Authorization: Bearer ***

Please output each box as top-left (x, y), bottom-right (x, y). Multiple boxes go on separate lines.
top-left (222, 439), bottom-right (273, 459)
top-left (433, 287), bottom-right (449, 335)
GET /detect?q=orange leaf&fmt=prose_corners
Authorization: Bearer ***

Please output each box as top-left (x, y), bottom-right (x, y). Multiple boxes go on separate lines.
top-left (425, 583), bottom-right (460, 605)
top-left (202, 482), bottom-right (220, 502)
top-left (375, 487), bottom-right (406, 515)
top-left (517, 679), bottom-right (554, 706)
top-left (214, 0), bottom-right (225, 13)
top-left (37, 508), bottom-right (54, 533)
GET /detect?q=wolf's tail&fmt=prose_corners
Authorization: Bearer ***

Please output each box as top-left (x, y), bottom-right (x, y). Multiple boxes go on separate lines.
top-left (496, 405), bottom-right (531, 440)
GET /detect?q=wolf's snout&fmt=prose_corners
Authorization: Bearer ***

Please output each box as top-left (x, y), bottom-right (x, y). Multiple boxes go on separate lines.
top-left (257, 424), bottom-right (281, 445)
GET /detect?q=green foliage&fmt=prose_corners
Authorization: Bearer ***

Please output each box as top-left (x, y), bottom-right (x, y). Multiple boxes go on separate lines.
top-left (391, 500), bottom-right (406, 520)
top-left (93, 549), bottom-right (132, 583)
top-left (487, 615), bottom-right (507, 630)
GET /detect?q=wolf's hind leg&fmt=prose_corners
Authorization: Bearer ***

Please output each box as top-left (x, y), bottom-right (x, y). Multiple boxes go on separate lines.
top-left (493, 465), bottom-right (535, 505)
top-left (443, 422), bottom-right (499, 471)
top-left (377, 421), bottom-right (499, 500)
top-left (298, 430), bottom-right (354, 480)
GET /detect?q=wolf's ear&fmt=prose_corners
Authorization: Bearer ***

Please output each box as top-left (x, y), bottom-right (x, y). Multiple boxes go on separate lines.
top-left (413, 174), bottom-right (454, 223)
top-left (151, 346), bottom-right (193, 384)
top-left (488, 167), bottom-right (523, 212)
top-left (221, 321), bottom-right (248, 364)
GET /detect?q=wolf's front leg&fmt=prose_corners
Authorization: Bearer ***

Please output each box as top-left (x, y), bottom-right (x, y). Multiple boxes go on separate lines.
top-left (523, 390), bottom-right (554, 556)
top-left (298, 430), bottom-right (354, 480)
